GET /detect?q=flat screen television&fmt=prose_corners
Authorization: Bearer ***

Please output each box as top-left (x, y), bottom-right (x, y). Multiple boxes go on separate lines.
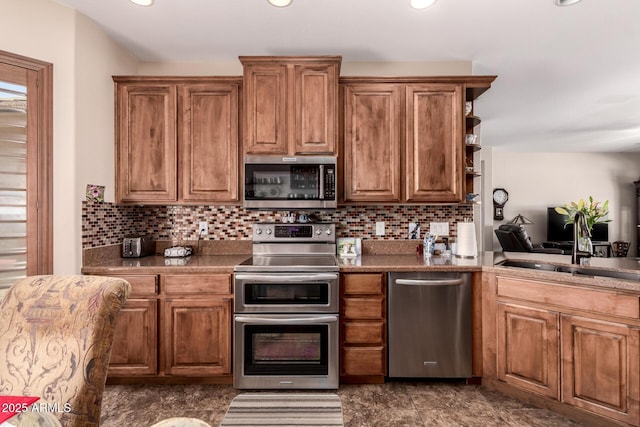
top-left (546, 207), bottom-right (609, 243)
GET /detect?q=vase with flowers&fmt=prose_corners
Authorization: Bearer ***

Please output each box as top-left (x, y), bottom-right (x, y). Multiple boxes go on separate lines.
top-left (555, 197), bottom-right (611, 255)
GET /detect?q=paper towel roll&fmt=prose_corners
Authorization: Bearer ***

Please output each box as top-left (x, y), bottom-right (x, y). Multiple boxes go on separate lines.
top-left (456, 222), bottom-right (478, 258)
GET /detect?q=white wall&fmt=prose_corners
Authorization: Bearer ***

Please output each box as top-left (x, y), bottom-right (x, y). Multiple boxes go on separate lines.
top-left (489, 151), bottom-right (640, 254)
top-left (2, 0), bottom-right (137, 273)
top-left (138, 60), bottom-right (472, 76)
top-left (75, 13), bottom-right (138, 204)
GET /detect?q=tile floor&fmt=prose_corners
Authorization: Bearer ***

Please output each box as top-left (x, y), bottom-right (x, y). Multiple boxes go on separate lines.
top-left (100, 381), bottom-right (583, 426)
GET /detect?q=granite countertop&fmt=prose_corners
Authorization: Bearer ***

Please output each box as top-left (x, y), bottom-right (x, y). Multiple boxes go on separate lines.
top-left (337, 252), bottom-right (491, 272)
top-left (487, 251), bottom-right (640, 292)
top-left (81, 253), bottom-right (487, 275)
top-left (80, 241), bottom-right (640, 293)
top-left (80, 254), bottom-right (251, 275)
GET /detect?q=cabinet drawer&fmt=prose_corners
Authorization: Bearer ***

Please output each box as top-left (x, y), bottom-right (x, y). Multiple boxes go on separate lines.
top-left (497, 276), bottom-right (640, 319)
top-left (164, 274), bottom-right (231, 295)
top-left (343, 297), bottom-right (385, 319)
top-left (343, 273), bottom-right (384, 295)
top-left (342, 346), bottom-right (385, 376)
top-left (109, 274), bottom-right (158, 298)
top-left (343, 321), bottom-right (385, 344)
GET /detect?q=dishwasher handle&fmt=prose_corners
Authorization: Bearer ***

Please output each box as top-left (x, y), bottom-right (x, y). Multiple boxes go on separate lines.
top-left (394, 278), bottom-right (464, 287)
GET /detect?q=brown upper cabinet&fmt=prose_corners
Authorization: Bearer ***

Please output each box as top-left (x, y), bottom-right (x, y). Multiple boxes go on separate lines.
top-left (114, 77), bottom-right (241, 204)
top-left (342, 83), bottom-right (402, 202)
top-left (240, 56), bottom-right (341, 156)
top-left (340, 76), bottom-right (495, 204)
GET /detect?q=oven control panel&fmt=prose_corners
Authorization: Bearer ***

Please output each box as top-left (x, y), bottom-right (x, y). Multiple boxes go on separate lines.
top-left (253, 223), bottom-right (335, 243)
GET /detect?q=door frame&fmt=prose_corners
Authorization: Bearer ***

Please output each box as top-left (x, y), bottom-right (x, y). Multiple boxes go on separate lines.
top-left (0, 50), bottom-right (53, 275)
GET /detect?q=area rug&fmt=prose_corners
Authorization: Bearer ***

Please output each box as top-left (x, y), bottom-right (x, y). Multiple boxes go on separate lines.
top-left (220, 393), bottom-right (343, 426)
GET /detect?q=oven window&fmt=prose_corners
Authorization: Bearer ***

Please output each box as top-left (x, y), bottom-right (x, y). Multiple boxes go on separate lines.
top-left (244, 325), bottom-right (328, 375)
top-left (245, 283), bottom-right (329, 305)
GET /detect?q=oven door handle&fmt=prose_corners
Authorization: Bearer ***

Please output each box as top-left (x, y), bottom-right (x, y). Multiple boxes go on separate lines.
top-left (235, 315), bottom-right (338, 324)
top-left (234, 273), bottom-right (338, 282)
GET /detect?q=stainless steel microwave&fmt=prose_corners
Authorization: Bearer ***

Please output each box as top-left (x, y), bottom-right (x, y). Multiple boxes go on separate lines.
top-left (243, 155), bottom-right (337, 209)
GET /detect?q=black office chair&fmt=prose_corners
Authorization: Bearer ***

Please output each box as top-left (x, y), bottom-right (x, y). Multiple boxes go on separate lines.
top-left (495, 224), bottom-right (565, 254)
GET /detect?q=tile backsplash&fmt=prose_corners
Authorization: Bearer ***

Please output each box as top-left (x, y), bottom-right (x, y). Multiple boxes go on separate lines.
top-left (82, 201), bottom-right (473, 248)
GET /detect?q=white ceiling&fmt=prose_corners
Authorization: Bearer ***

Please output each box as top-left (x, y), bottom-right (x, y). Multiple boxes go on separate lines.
top-left (54, 0), bottom-right (640, 152)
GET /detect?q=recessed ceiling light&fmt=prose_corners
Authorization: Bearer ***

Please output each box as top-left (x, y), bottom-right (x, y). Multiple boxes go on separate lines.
top-left (411, 0), bottom-right (437, 9)
top-left (268, 0), bottom-right (293, 7)
top-left (556, 0), bottom-right (582, 6)
top-left (130, 0), bottom-right (154, 5)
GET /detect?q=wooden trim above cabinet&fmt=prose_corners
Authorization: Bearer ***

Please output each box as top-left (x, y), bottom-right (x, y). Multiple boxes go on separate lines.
top-left (113, 76), bottom-right (243, 84)
top-left (340, 75), bottom-right (496, 100)
top-left (240, 56), bottom-right (342, 68)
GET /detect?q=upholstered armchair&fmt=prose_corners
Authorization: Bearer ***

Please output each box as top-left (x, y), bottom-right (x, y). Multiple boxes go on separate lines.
top-left (0, 275), bottom-right (130, 427)
top-left (495, 224), bottom-right (565, 254)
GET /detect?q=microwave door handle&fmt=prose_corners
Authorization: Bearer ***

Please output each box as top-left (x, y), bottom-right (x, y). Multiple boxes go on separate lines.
top-left (235, 315), bottom-right (338, 325)
top-left (319, 164), bottom-right (324, 200)
top-left (234, 273), bottom-right (339, 282)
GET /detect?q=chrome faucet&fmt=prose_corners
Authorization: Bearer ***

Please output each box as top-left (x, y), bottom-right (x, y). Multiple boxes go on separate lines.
top-left (572, 211), bottom-right (592, 264)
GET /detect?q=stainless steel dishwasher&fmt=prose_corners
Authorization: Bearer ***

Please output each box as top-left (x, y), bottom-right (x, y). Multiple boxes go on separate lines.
top-left (388, 272), bottom-right (471, 378)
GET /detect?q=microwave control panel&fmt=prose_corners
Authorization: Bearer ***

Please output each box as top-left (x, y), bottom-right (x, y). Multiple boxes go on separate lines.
top-left (323, 167), bottom-right (335, 200)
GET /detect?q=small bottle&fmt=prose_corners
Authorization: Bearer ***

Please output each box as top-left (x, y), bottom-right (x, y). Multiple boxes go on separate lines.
top-left (423, 234), bottom-right (434, 258)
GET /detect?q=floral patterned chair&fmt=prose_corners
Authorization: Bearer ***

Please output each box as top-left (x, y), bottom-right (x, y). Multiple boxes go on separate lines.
top-left (0, 275), bottom-right (130, 427)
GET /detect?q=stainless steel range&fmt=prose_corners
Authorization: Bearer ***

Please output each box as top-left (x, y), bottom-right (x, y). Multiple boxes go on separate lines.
top-left (233, 222), bottom-right (339, 389)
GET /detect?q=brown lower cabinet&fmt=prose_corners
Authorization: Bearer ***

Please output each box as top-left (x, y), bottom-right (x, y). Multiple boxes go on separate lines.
top-left (107, 274), bottom-right (158, 376)
top-left (340, 273), bottom-right (386, 383)
top-left (497, 303), bottom-right (559, 399)
top-left (162, 274), bottom-right (232, 376)
top-left (484, 272), bottom-right (640, 426)
top-left (561, 315), bottom-right (640, 425)
top-left (98, 273), bottom-right (232, 381)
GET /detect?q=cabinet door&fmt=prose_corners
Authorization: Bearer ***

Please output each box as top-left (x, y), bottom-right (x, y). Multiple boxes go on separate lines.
top-left (108, 298), bottom-right (158, 376)
top-left (561, 315), bottom-right (640, 425)
top-left (179, 83), bottom-right (239, 202)
top-left (103, 274), bottom-right (158, 377)
top-left (405, 84), bottom-right (463, 202)
top-left (163, 298), bottom-right (231, 376)
top-left (342, 84), bottom-right (401, 202)
top-left (243, 65), bottom-right (288, 154)
top-left (497, 303), bottom-right (559, 399)
top-left (292, 63), bottom-right (338, 154)
top-left (116, 83), bottom-right (177, 203)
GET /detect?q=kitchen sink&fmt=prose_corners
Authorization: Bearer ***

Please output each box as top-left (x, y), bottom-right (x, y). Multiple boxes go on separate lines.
top-left (495, 259), bottom-right (640, 282)
top-left (495, 260), bottom-right (560, 272)
top-left (556, 266), bottom-right (640, 282)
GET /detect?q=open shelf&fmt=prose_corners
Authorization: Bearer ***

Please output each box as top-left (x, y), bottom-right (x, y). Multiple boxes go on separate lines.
top-left (466, 115), bottom-right (481, 127)
top-left (465, 143), bottom-right (481, 152)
